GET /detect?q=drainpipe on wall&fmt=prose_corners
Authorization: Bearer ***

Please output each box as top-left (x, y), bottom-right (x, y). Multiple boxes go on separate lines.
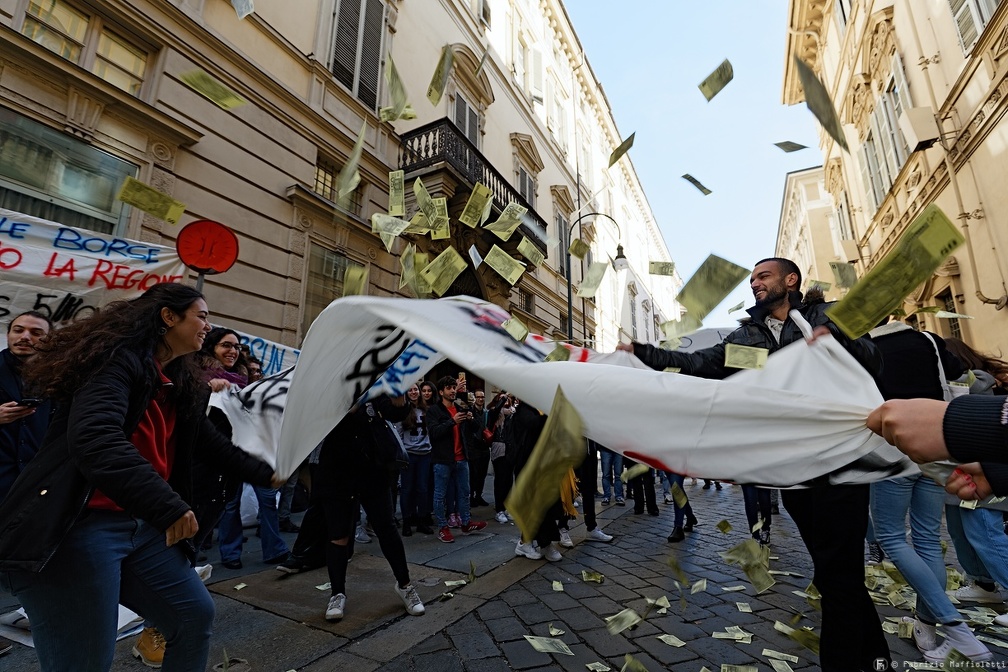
top-left (904, 0), bottom-right (1008, 309)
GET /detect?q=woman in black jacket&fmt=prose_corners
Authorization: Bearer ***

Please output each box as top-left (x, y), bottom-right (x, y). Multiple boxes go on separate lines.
top-left (0, 283), bottom-right (279, 672)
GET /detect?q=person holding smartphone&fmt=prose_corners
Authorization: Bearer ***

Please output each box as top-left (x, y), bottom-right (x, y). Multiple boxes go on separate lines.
top-left (0, 310), bottom-right (53, 503)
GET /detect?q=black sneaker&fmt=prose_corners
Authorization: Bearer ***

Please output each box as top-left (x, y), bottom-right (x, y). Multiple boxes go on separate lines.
top-left (276, 555), bottom-right (307, 574)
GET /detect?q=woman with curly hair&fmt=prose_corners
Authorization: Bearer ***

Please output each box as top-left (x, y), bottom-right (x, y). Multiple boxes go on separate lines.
top-left (0, 283), bottom-right (281, 672)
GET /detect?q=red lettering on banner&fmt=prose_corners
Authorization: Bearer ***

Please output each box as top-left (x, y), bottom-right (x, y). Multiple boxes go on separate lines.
top-left (43, 253), bottom-right (77, 281)
top-left (89, 260), bottom-right (183, 290)
top-left (0, 242), bottom-right (23, 270)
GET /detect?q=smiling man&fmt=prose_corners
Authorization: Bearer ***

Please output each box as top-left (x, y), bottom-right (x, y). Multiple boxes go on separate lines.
top-left (617, 257), bottom-right (888, 672)
top-left (0, 311), bottom-right (53, 502)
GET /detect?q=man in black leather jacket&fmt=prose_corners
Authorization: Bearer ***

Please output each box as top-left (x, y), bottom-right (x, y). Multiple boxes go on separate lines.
top-left (618, 257), bottom-right (890, 672)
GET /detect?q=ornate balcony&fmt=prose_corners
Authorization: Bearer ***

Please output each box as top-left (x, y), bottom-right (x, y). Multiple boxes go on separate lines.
top-left (398, 118), bottom-right (547, 252)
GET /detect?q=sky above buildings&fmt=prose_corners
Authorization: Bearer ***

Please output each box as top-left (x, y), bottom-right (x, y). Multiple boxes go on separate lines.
top-left (564, 1), bottom-right (823, 328)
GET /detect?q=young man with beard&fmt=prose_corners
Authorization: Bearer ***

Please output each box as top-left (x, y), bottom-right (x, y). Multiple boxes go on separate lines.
top-left (0, 311), bottom-right (53, 502)
top-left (618, 257), bottom-right (889, 672)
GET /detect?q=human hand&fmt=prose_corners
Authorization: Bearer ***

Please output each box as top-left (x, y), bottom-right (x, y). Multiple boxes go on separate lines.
top-left (805, 325), bottom-right (832, 343)
top-left (270, 472), bottom-right (286, 489)
top-left (866, 399), bottom-right (951, 463)
top-left (615, 342), bottom-right (634, 353)
top-left (0, 401), bottom-right (36, 425)
top-left (454, 412), bottom-right (468, 424)
top-left (165, 510), bottom-right (198, 546)
top-left (207, 379), bottom-right (231, 393)
top-left (945, 463), bottom-right (993, 500)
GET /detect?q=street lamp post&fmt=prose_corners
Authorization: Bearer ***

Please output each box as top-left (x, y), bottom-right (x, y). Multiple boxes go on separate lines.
top-left (565, 211), bottom-right (629, 342)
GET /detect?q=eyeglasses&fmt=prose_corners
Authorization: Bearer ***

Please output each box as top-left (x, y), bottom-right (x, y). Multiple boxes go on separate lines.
top-left (216, 342), bottom-right (240, 350)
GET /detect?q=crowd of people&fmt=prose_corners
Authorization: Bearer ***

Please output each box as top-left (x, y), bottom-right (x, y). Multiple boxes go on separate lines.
top-left (2, 255), bottom-right (1008, 670)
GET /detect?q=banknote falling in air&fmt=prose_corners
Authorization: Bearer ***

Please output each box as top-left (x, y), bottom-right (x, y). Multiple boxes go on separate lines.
top-left (336, 122), bottom-right (367, 207)
top-left (379, 55), bottom-right (416, 122)
top-left (774, 141), bottom-right (807, 153)
top-left (117, 177), bottom-right (186, 225)
top-left (501, 317), bottom-right (529, 342)
top-left (505, 387), bottom-right (586, 547)
top-left (577, 262), bottom-right (609, 298)
top-left (829, 261), bottom-right (857, 288)
top-left (179, 69), bottom-right (246, 109)
top-left (517, 237), bottom-right (544, 267)
top-left (607, 132), bottom-right (635, 168)
top-left (427, 45), bottom-right (455, 106)
top-left (793, 56), bottom-right (849, 152)
top-left (676, 254), bottom-right (750, 322)
top-left (649, 261), bottom-right (676, 276)
top-left (370, 213), bottom-right (411, 252)
top-left (418, 246), bottom-right (467, 296)
top-left (388, 170), bottom-right (405, 216)
top-left (459, 183), bottom-right (493, 228)
top-left (682, 174), bottom-right (712, 195)
top-left (698, 59), bottom-right (734, 101)
top-left (827, 204), bottom-right (964, 338)
top-left (568, 238), bottom-right (591, 259)
top-left (724, 343), bottom-right (768, 370)
top-left (484, 202), bottom-right (528, 241)
top-left (727, 301), bottom-right (745, 313)
top-left (231, 0), bottom-right (254, 19)
top-left (342, 265), bottom-right (368, 296)
top-left (484, 245), bottom-right (526, 285)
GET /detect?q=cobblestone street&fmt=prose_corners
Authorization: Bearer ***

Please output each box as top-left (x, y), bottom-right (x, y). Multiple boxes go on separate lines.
top-left (5, 478), bottom-right (1008, 671)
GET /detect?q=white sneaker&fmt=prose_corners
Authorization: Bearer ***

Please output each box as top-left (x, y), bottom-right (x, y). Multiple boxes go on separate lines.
top-left (587, 527), bottom-right (613, 543)
top-left (558, 529), bottom-right (574, 548)
top-left (495, 511), bottom-right (509, 524)
top-left (354, 525), bottom-right (371, 544)
top-left (924, 623), bottom-right (992, 663)
top-left (325, 593), bottom-right (346, 621)
top-left (995, 613), bottom-right (1008, 627)
top-left (542, 543), bottom-right (562, 562)
top-left (903, 616), bottom-right (936, 652)
top-left (394, 583), bottom-right (425, 616)
top-left (953, 583), bottom-right (1002, 603)
top-left (515, 540), bottom-right (543, 560)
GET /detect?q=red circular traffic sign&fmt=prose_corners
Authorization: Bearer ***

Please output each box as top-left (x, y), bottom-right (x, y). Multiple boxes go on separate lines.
top-left (176, 220), bottom-right (239, 274)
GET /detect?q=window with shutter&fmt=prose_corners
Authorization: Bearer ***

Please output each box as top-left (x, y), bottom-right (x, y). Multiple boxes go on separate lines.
top-left (330, 0), bottom-right (385, 111)
top-left (453, 92), bottom-right (480, 147)
top-left (950, 0), bottom-right (981, 53)
top-left (518, 165), bottom-right (535, 207)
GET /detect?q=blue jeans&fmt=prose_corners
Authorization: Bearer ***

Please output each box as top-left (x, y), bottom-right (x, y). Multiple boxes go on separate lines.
top-left (400, 452), bottom-right (432, 523)
top-left (871, 475), bottom-right (960, 624)
top-left (949, 505), bottom-right (1008, 586)
top-left (433, 461), bottom-right (471, 528)
top-left (665, 472), bottom-right (694, 528)
top-left (600, 449), bottom-right (623, 499)
top-left (218, 485), bottom-right (289, 563)
top-left (2, 510), bottom-right (214, 672)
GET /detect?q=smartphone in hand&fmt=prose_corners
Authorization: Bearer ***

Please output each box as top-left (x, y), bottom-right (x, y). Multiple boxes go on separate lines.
top-left (16, 398), bottom-right (43, 408)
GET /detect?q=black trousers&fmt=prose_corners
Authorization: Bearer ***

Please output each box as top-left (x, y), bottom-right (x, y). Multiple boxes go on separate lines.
top-left (628, 468), bottom-right (658, 515)
top-left (782, 484), bottom-right (890, 672)
top-left (469, 449), bottom-right (490, 501)
top-left (321, 466), bottom-right (410, 596)
top-left (577, 443), bottom-right (598, 531)
top-left (492, 456), bottom-right (513, 514)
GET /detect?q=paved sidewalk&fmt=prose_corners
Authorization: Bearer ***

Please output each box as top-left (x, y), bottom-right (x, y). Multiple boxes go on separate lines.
top-left (5, 480), bottom-right (1008, 670)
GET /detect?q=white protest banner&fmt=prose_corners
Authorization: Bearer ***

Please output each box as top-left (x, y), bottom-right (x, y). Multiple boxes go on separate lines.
top-left (265, 296), bottom-right (915, 483)
top-left (0, 208), bottom-right (185, 348)
top-left (232, 329), bottom-right (300, 377)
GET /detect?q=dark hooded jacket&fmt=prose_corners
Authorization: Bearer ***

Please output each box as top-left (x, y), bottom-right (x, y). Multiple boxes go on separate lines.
top-left (0, 349), bottom-right (274, 572)
top-left (631, 290), bottom-right (882, 383)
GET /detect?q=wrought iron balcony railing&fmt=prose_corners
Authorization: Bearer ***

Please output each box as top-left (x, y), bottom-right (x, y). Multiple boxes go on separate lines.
top-left (398, 118), bottom-right (548, 250)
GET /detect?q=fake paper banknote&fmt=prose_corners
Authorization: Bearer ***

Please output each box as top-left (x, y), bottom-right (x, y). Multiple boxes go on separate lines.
top-left (608, 132), bottom-right (635, 168)
top-left (485, 202), bottom-right (527, 241)
top-left (827, 205), bottom-right (963, 338)
top-left (676, 254), bottom-right (750, 321)
top-left (388, 170), bottom-right (405, 217)
top-left (419, 246), bottom-right (466, 296)
top-left (577, 262), bottom-right (609, 298)
top-left (484, 245), bottom-right (526, 285)
top-left (649, 261), bottom-right (676, 276)
top-left (459, 183), bottom-right (493, 228)
top-left (427, 45), bottom-right (454, 106)
top-left (179, 69), bottom-right (246, 110)
top-left (698, 59), bottom-right (733, 101)
top-left (793, 56), bottom-right (849, 152)
top-left (517, 237), bottom-right (544, 267)
top-left (117, 177), bottom-right (186, 225)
